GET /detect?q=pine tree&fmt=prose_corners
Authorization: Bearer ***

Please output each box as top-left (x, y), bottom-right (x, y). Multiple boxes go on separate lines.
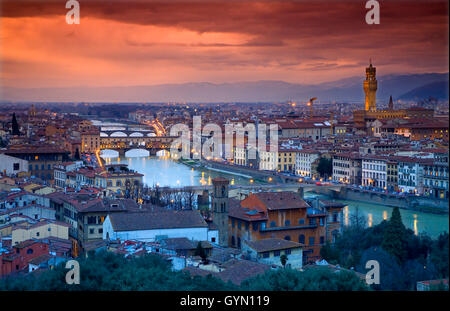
top-left (11, 113), bottom-right (20, 135)
top-left (74, 148), bottom-right (80, 160)
top-left (381, 207), bottom-right (407, 263)
top-left (280, 254), bottom-right (288, 268)
top-left (195, 241), bottom-right (208, 263)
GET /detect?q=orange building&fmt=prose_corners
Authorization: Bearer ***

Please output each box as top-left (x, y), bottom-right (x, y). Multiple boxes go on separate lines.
top-left (81, 128), bottom-right (100, 153)
top-left (227, 191), bottom-right (344, 263)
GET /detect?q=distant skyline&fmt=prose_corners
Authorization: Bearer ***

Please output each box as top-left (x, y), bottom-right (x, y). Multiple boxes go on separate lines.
top-left (1, 0), bottom-right (449, 93)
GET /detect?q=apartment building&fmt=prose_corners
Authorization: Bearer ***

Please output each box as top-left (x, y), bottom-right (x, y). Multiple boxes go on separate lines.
top-left (332, 152), bottom-right (362, 185)
top-left (296, 149), bottom-right (321, 177)
top-left (423, 162), bottom-right (449, 199)
top-left (398, 158), bottom-right (432, 195)
top-left (362, 156), bottom-right (388, 189)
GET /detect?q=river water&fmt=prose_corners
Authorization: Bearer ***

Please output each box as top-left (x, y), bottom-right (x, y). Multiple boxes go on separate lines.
top-left (101, 150), bottom-right (449, 238)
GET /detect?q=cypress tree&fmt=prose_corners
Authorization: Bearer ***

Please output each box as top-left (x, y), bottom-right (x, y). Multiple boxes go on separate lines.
top-left (381, 207), bottom-right (407, 263)
top-left (11, 113), bottom-right (20, 135)
top-left (74, 148), bottom-right (80, 160)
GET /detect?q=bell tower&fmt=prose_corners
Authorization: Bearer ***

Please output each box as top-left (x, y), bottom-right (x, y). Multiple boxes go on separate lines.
top-left (363, 60), bottom-right (377, 112)
top-left (211, 177), bottom-right (230, 247)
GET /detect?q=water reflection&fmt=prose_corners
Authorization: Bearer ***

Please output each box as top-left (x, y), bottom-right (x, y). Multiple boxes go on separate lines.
top-left (101, 153), bottom-right (449, 238)
top-left (414, 214), bottom-right (418, 236)
top-left (102, 154), bottom-right (260, 188)
top-left (344, 206), bottom-right (349, 226)
top-left (336, 199), bottom-right (448, 238)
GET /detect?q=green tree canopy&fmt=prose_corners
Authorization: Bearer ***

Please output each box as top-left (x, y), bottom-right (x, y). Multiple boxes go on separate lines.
top-left (381, 207), bottom-right (407, 263)
top-left (316, 157), bottom-right (332, 178)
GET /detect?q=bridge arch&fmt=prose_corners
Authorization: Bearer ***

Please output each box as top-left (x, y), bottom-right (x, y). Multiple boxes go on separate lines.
top-left (100, 132), bottom-right (109, 137)
top-left (100, 149), bottom-right (119, 158)
top-left (110, 131), bottom-right (127, 137)
top-left (125, 149), bottom-right (150, 157)
top-left (129, 132), bottom-right (144, 137)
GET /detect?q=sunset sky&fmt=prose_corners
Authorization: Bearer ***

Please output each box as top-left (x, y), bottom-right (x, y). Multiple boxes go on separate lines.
top-left (0, 0), bottom-right (448, 89)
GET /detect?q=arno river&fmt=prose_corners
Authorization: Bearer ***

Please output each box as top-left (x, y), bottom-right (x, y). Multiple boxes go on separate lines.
top-left (101, 150), bottom-right (449, 238)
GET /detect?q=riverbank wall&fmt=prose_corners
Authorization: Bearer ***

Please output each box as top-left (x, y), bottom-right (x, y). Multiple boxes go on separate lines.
top-left (194, 159), bottom-right (449, 214)
top-left (325, 187), bottom-right (449, 214)
top-left (199, 160), bottom-right (282, 182)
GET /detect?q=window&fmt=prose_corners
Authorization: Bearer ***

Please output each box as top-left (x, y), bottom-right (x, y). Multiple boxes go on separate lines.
top-left (285, 220), bottom-right (291, 226)
top-left (274, 250), bottom-right (280, 257)
top-left (13, 163), bottom-right (20, 171)
top-left (285, 249), bottom-right (291, 255)
top-left (309, 218), bottom-right (315, 226)
top-left (89, 228), bottom-right (94, 234)
top-left (320, 236), bottom-right (325, 244)
top-left (270, 221), bottom-right (276, 227)
top-left (98, 228), bottom-right (103, 234)
top-left (237, 221), bottom-right (241, 229)
top-left (211, 237), bottom-right (216, 243)
top-left (333, 213), bottom-right (338, 223)
top-left (309, 237), bottom-right (315, 245)
top-left (262, 252), bottom-right (270, 258)
top-left (231, 236), bottom-right (235, 246)
top-left (299, 234), bottom-right (305, 244)
top-left (284, 235), bottom-right (291, 241)
top-left (27, 248), bottom-right (33, 255)
top-left (298, 218), bottom-right (305, 225)
top-left (231, 219), bottom-right (235, 228)
top-left (36, 232), bottom-right (40, 237)
top-left (252, 222), bottom-right (258, 231)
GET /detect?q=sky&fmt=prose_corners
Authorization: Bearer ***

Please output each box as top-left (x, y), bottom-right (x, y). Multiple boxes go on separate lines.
top-left (0, 0), bottom-right (448, 89)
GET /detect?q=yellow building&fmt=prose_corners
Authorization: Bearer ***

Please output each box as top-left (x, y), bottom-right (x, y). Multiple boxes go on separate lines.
top-left (95, 164), bottom-right (143, 196)
top-left (364, 61), bottom-right (377, 112)
top-left (11, 220), bottom-right (70, 245)
top-left (277, 149), bottom-right (297, 173)
top-left (81, 128), bottom-right (101, 153)
top-left (23, 183), bottom-right (56, 195)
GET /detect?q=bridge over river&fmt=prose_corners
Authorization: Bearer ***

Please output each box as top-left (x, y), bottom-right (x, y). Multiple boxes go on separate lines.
top-left (157, 183), bottom-right (344, 199)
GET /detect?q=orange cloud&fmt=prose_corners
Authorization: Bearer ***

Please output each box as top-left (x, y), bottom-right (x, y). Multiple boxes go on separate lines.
top-left (0, 0), bottom-right (448, 89)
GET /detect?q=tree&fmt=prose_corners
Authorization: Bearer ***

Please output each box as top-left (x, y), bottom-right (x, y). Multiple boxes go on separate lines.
top-left (74, 148), bottom-right (80, 160)
top-left (280, 254), bottom-right (288, 268)
top-left (0, 250), bottom-right (236, 291)
top-left (195, 242), bottom-right (208, 264)
top-left (11, 113), bottom-right (20, 135)
top-left (316, 157), bottom-right (332, 178)
top-left (381, 207), bottom-right (407, 263)
top-left (241, 267), bottom-right (368, 291)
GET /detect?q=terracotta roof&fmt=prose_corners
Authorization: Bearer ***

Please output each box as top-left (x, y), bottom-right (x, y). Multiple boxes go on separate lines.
top-left (217, 259), bottom-right (271, 285)
top-left (251, 191), bottom-right (309, 210)
top-left (160, 238), bottom-right (212, 250)
top-left (244, 238), bottom-right (303, 252)
top-left (108, 209), bottom-right (208, 232)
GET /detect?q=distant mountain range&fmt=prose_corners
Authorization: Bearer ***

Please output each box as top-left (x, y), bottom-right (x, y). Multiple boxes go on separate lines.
top-left (1, 73), bottom-right (448, 103)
